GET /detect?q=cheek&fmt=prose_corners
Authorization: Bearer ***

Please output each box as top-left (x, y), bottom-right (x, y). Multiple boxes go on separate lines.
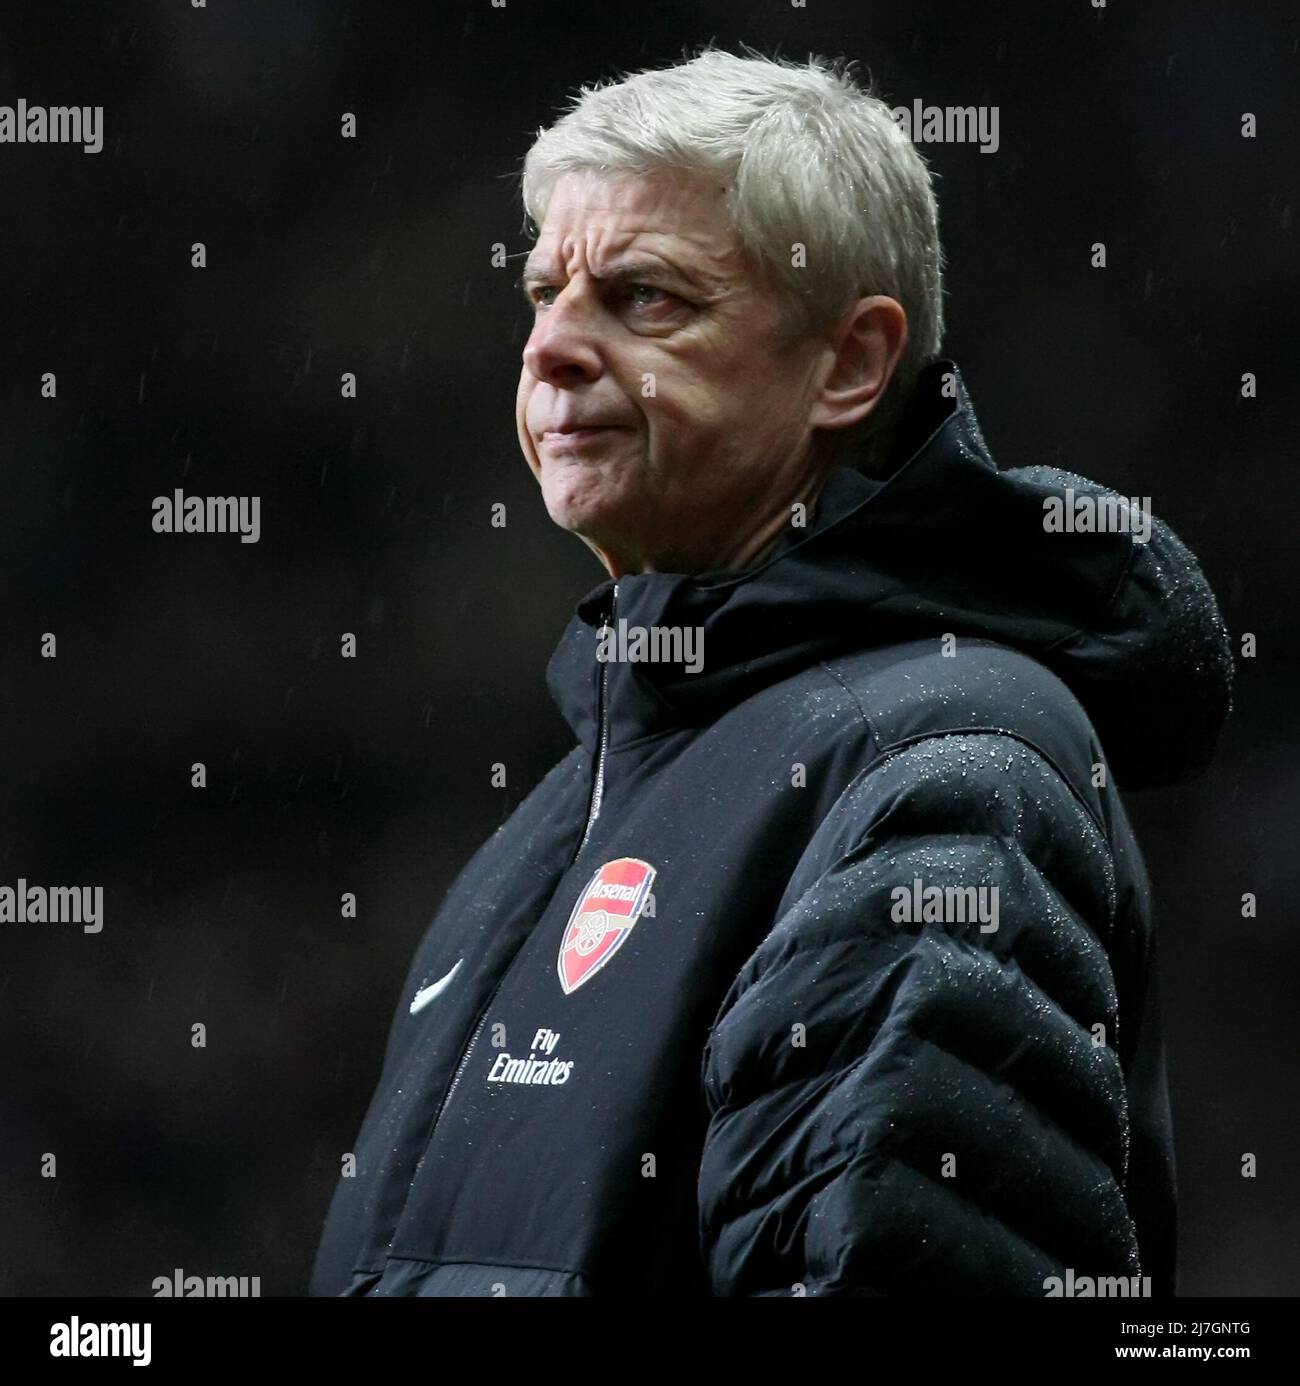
top-left (665, 343), bottom-right (765, 425)
top-left (657, 370), bottom-right (800, 493)
top-left (642, 379), bottom-right (726, 445)
top-left (726, 363), bottom-right (805, 442)
top-left (516, 378), bottom-right (541, 477)
top-left (642, 383), bottom-right (753, 481)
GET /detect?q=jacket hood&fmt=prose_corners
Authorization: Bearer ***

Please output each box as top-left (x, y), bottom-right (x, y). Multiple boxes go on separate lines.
top-left (546, 359), bottom-right (1233, 789)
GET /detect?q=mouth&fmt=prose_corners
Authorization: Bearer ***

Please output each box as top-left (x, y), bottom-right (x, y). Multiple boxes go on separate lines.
top-left (540, 426), bottom-right (630, 450)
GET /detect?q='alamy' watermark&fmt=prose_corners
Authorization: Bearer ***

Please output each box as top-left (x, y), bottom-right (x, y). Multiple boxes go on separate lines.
top-left (50, 1319), bottom-right (150, 1366)
top-left (596, 620), bottom-right (704, 673)
top-left (1043, 488), bottom-right (1151, 544)
top-left (153, 1268), bottom-right (261, 1297)
top-left (152, 489), bottom-right (261, 543)
top-left (890, 877), bottom-right (999, 932)
top-left (891, 101), bottom-right (999, 154)
top-left (0, 100), bottom-right (102, 154)
top-left (1044, 1268), bottom-right (1152, 1297)
top-left (0, 880), bottom-right (102, 933)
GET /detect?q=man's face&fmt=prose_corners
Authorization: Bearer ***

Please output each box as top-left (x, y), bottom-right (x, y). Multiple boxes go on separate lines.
top-left (516, 168), bottom-right (830, 575)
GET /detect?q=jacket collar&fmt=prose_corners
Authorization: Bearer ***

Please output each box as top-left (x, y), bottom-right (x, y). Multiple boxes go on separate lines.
top-left (543, 355), bottom-right (1233, 788)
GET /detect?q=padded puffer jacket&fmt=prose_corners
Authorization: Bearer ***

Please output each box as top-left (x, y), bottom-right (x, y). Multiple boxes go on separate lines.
top-left (309, 359), bottom-right (1232, 1297)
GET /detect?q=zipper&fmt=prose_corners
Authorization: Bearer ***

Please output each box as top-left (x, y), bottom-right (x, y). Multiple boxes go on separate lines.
top-left (429, 1004), bottom-right (491, 1130)
top-left (392, 584), bottom-right (620, 1237)
top-left (576, 581), bottom-right (618, 857)
top-left (397, 969), bottom-right (506, 1231)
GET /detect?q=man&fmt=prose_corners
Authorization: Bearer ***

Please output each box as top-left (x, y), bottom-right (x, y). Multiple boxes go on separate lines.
top-left (311, 47), bottom-right (1231, 1297)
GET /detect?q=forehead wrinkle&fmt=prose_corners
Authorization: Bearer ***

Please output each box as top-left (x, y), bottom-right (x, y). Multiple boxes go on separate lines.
top-left (526, 222), bottom-right (738, 296)
top-left (525, 170), bottom-right (763, 304)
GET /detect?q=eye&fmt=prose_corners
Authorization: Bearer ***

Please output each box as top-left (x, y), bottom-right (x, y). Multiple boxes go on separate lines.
top-left (628, 283), bottom-right (666, 305)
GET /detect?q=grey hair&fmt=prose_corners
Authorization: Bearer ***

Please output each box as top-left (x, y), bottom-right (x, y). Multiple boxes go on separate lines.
top-left (519, 42), bottom-right (946, 472)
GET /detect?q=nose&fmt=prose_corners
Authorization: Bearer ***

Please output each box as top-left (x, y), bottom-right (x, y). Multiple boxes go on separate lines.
top-left (521, 282), bottom-right (604, 386)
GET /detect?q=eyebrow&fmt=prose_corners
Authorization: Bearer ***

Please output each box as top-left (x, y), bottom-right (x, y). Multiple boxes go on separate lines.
top-left (517, 258), bottom-right (698, 301)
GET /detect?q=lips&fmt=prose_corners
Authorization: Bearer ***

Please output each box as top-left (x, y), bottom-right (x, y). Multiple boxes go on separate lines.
top-left (539, 423), bottom-right (631, 450)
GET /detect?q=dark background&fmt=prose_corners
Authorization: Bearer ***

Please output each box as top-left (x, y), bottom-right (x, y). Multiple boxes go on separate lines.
top-left (0, 0), bottom-right (1294, 1295)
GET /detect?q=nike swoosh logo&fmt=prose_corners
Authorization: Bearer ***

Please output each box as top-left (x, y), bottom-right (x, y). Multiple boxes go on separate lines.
top-left (409, 958), bottom-right (464, 1015)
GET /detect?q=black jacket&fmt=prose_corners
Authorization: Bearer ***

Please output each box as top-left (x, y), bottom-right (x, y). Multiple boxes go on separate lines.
top-left (310, 360), bottom-right (1232, 1297)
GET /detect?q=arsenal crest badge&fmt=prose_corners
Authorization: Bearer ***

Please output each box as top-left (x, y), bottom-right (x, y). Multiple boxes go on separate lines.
top-left (557, 857), bottom-right (656, 995)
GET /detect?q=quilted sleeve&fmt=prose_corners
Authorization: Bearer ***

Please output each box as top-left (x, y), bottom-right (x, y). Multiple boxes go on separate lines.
top-left (697, 732), bottom-right (1141, 1296)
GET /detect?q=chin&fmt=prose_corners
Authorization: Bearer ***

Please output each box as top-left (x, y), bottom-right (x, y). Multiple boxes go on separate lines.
top-left (546, 505), bottom-right (630, 556)
top-left (541, 471), bottom-right (633, 538)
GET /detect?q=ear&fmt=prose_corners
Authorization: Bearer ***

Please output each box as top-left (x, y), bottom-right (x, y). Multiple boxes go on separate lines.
top-left (809, 296), bottom-right (909, 432)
